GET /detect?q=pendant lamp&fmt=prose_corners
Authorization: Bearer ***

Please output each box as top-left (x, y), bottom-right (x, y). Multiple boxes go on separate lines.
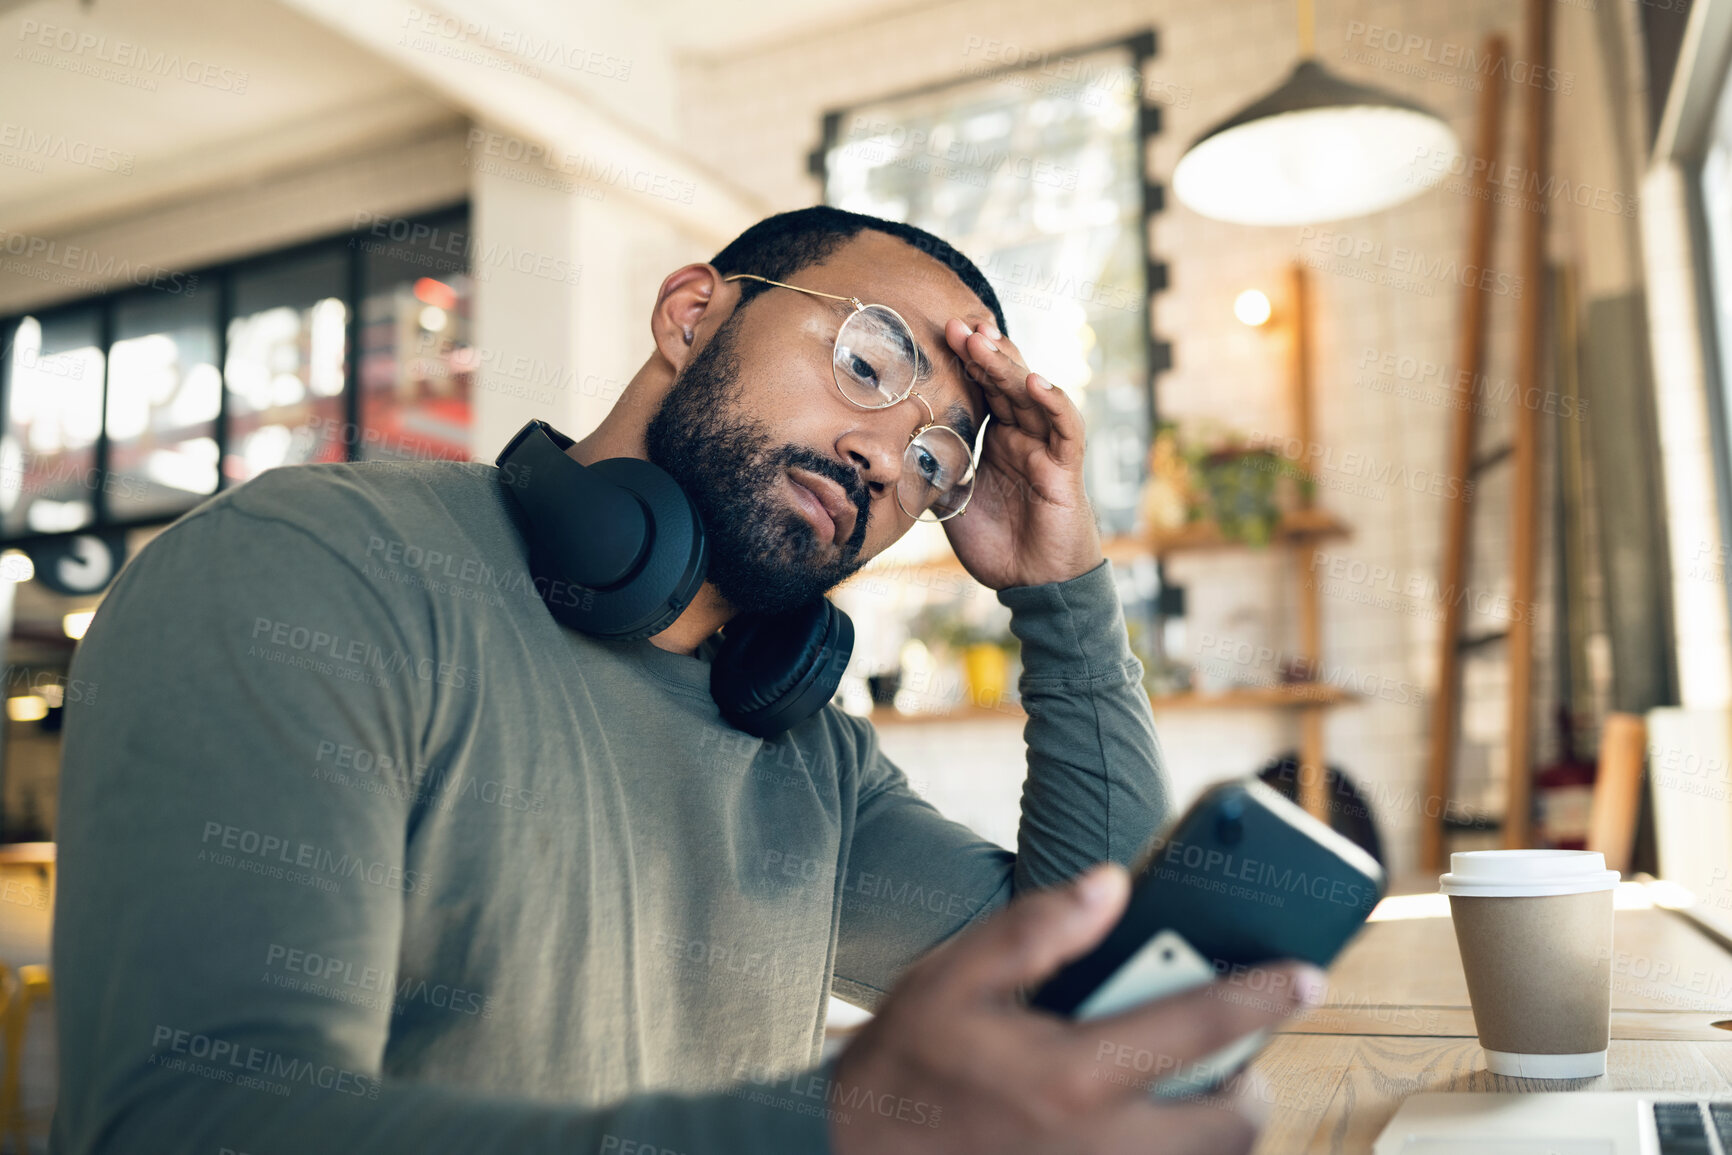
top-left (1172, 1), bottom-right (1460, 226)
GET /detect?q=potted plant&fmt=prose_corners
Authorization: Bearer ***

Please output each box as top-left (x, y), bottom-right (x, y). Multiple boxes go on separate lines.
top-left (1140, 421), bottom-right (1312, 547)
top-left (908, 603), bottom-right (1020, 710)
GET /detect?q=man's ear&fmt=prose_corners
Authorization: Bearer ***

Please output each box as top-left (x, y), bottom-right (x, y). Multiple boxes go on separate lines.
top-left (652, 263), bottom-right (729, 372)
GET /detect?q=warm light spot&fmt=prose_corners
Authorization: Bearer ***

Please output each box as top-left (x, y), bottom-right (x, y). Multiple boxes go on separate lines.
top-left (6, 695), bottom-right (47, 722)
top-left (0, 550), bottom-right (32, 582)
top-left (413, 277), bottom-right (456, 311)
top-left (1234, 289), bottom-right (1272, 327)
top-left (63, 610), bottom-right (95, 640)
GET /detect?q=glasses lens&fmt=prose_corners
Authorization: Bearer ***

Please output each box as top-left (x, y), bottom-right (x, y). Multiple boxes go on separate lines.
top-left (833, 305), bottom-right (918, 409)
top-left (898, 425), bottom-right (976, 522)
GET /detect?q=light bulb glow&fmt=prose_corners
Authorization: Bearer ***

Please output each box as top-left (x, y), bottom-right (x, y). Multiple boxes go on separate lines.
top-left (1234, 290), bottom-right (1273, 327)
top-left (6, 695), bottom-right (46, 722)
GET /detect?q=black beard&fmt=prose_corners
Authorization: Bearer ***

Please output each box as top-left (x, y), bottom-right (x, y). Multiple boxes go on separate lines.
top-left (643, 314), bottom-right (872, 616)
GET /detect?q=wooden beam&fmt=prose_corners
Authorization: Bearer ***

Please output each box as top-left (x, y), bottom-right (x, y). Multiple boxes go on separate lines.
top-left (1289, 262), bottom-right (1330, 821)
top-left (1422, 34), bottom-right (1508, 872)
top-left (1504, 0), bottom-right (1553, 850)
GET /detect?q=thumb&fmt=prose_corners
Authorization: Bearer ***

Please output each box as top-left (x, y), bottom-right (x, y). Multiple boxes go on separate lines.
top-left (928, 862), bottom-right (1130, 1002)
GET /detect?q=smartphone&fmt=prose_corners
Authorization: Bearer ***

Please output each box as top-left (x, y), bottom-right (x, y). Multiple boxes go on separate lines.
top-left (1027, 777), bottom-right (1386, 1099)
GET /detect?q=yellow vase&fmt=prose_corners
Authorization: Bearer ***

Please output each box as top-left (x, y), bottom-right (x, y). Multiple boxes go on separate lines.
top-left (962, 643), bottom-right (1009, 709)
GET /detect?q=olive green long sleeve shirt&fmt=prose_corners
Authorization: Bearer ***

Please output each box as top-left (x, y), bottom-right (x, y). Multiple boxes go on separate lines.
top-left (50, 459), bottom-right (1169, 1154)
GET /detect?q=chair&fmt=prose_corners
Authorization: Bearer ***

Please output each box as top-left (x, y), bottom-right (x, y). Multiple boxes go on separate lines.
top-left (0, 960), bottom-right (51, 1154)
top-left (1587, 712), bottom-right (1646, 875)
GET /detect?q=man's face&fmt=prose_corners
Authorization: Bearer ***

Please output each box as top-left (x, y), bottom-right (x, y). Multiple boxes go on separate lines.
top-left (644, 231), bottom-right (993, 617)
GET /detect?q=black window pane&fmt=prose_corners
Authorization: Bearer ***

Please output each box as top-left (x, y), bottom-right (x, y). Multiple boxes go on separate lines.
top-left (357, 208), bottom-right (473, 462)
top-left (105, 289), bottom-right (222, 520)
top-left (0, 310), bottom-right (105, 536)
top-left (225, 248), bottom-right (349, 483)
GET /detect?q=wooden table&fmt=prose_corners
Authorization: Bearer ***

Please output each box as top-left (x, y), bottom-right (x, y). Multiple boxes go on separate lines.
top-left (1252, 885), bottom-right (1732, 1153)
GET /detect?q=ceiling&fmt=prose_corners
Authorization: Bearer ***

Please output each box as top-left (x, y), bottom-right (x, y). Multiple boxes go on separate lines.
top-left (0, 0), bottom-right (450, 232)
top-left (637, 0), bottom-right (940, 58)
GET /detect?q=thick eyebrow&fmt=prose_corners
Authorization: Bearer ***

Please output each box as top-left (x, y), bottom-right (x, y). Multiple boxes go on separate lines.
top-left (944, 400), bottom-right (979, 449)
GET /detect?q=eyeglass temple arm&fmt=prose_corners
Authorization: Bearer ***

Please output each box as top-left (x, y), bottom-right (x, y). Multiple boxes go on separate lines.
top-left (720, 273), bottom-right (861, 307)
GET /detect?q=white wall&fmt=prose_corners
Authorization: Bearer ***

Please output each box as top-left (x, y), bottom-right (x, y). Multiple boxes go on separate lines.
top-left (466, 128), bottom-right (722, 452)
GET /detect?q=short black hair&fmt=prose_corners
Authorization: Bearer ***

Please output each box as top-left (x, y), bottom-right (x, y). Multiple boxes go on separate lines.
top-left (709, 205), bottom-right (1007, 338)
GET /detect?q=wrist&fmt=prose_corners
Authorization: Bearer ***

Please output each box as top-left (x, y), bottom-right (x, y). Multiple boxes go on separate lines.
top-left (998, 560), bottom-right (1136, 681)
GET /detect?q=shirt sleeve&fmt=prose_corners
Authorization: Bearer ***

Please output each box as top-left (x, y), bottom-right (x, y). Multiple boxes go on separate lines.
top-left (50, 494), bottom-right (833, 1155)
top-left (831, 560), bottom-right (1171, 1008)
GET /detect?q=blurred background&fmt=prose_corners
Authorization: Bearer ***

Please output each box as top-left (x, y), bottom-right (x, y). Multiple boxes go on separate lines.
top-left (0, 0), bottom-right (1730, 1143)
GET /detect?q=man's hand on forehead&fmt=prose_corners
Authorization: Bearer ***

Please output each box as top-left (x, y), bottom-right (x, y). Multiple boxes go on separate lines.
top-left (931, 314), bottom-right (1103, 591)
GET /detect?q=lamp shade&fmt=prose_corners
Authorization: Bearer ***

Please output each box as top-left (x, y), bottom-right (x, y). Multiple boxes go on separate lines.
top-left (1173, 58), bottom-right (1460, 226)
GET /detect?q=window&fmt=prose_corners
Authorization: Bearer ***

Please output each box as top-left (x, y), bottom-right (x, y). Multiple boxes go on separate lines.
top-left (106, 289), bottom-right (222, 520)
top-left (0, 202), bottom-right (471, 548)
top-left (817, 35), bottom-right (1161, 535)
top-left (225, 247), bottom-right (350, 483)
top-left (358, 208), bottom-right (474, 463)
top-left (1701, 71), bottom-right (1732, 484)
top-left (1, 310), bottom-right (105, 537)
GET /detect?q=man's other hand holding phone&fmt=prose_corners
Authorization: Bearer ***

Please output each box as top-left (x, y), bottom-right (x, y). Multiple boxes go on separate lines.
top-left (829, 864), bottom-right (1327, 1155)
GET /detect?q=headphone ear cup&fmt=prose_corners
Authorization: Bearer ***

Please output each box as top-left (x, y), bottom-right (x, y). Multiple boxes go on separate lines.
top-left (711, 600), bottom-right (854, 739)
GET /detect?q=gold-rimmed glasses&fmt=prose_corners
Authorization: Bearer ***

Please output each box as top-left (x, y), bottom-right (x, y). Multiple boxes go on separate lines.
top-left (721, 272), bottom-right (982, 521)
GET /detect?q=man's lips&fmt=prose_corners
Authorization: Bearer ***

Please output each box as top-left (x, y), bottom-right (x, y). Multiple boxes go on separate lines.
top-left (787, 468), bottom-right (858, 547)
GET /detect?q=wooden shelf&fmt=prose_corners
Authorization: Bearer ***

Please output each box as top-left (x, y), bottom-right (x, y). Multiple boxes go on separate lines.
top-left (849, 534), bottom-right (1152, 584)
top-left (844, 515), bottom-right (1351, 587)
top-left (865, 703), bottom-right (1025, 725)
top-left (0, 842), bottom-right (54, 866)
top-left (1148, 684), bottom-right (1358, 711)
top-left (857, 686), bottom-right (1356, 722)
top-left (1148, 510), bottom-right (1351, 557)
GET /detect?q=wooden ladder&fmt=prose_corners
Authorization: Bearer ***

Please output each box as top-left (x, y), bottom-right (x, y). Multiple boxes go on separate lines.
top-left (1422, 0), bottom-right (1553, 871)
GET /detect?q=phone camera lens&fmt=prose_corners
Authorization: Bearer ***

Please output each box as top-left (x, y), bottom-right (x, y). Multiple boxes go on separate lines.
top-left (1216, 798), bottom-right (1245, 845)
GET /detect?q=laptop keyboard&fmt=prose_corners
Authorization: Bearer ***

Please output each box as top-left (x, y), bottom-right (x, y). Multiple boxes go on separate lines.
top-left (1652, 1101), bottom-right (1732, 1155)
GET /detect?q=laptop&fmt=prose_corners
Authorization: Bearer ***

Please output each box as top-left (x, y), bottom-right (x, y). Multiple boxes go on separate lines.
top-left (1373, 1093), bottom-right (1732, 1154)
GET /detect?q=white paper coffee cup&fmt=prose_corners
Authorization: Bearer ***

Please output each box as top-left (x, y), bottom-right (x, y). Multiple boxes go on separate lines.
top-left (1439, 850), bottom-right (1619, 1079)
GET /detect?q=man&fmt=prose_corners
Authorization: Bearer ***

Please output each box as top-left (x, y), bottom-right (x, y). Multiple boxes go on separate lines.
top-left (52, 206), bottom-right (1322, 1154)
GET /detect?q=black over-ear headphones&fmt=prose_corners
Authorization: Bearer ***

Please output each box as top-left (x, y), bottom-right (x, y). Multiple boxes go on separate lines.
top-left (495, 419), bottom-right (855, 738)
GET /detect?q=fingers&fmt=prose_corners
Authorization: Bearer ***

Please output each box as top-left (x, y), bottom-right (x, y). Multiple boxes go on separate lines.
top-left (1064, 962), bottom-right (1323, 1086)
top-left (922, 863), bottom-right (1130, 1004)
top-left (943, 318), bottom-right (1089, 467)
top-left (944, 318), bottom-right (1023, 430)
top-left (1027, 367), bottom-right (1086, 467)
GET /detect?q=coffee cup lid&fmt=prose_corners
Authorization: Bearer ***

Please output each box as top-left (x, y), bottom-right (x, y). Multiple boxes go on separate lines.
top-left (1438, 850), bottom-right (1620, 897)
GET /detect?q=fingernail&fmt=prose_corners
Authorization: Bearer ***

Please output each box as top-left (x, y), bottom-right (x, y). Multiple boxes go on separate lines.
top-left (984, 323), bottom-right (1003, 340)
top-left (1034, 373), bottom-right (1056, 390)
top-left (1076, 864), bottom-right (1126, 908)
top-left (977, 333), bottom-right (999, 353)
top-left (1291, 966), bottom-right (1328, 1008)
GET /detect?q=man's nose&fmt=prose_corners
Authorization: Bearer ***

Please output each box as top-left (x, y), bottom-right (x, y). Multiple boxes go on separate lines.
top-left (836, 410), bottom-right (912, 497)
